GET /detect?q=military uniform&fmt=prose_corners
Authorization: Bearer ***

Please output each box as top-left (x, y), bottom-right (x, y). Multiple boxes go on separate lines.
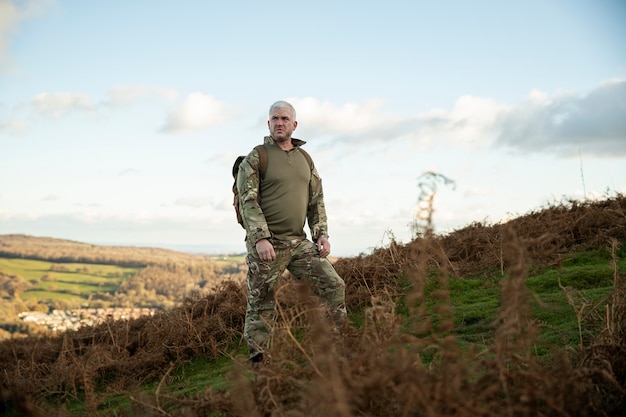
top-left (236, 136), bottom-right (346, 360)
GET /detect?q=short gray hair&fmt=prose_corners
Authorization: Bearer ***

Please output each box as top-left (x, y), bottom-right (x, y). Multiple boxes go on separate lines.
top-left (269, 100), bottom-right (296, 120)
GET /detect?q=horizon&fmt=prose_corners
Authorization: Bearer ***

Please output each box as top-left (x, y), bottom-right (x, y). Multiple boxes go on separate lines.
top-left (4, 192), bottom-right (622, 258)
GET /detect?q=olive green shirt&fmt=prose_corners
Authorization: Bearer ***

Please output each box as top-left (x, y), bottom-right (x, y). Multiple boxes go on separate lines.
top-left (236, 136), bottom-right (329, 243)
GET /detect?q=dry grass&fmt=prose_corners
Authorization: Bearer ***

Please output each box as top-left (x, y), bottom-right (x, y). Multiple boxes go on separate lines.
top-left (1, 195), bottom-right (625, 416)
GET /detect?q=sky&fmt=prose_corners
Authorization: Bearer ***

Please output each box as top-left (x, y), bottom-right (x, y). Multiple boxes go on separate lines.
top-left (1, 0), bottom-right (625, 257)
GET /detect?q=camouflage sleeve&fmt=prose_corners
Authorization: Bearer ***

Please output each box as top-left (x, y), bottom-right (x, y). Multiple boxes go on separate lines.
top-left (307, 163), bottom-right (329, 241)
top-left (236, 148), bottom-right (271, 243)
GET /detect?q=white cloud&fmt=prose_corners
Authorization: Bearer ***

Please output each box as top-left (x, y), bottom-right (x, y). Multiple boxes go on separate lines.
top-left (105, 85), bottom-right (179, 106)
top-left (32, 86), bottom-right (179, 116)
top-left (288, 97), bottom-right (420, 145)
top-left (31, 92), bottom-right (95, 117)
top-left (106, 85), bottom-right (153, 106)
top-left (1, 85), bottom-right (180, 133)
top-left (416, 96), bottom-right (509, 147)
top-left (292, 97), bottom-right (399, 134)
top-left (0, 0), bottom-right (19, 60)
top-left (286, 95), bottom-right (507, 148)
top-left (288, 79), bottom-right (626, 159)
top-left (494, 79), bottom-right (626, 157)
top-left (0, 117), bottom-right (27, 134)
top-left (161, 92), bottom-right (231, 133)
top-left (0, 0), bottom-right (52, 66)
top-left (3, 80), bottom-right (624, 160)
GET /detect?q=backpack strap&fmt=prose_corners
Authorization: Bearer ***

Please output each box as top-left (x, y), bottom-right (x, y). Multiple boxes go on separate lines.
top-left (255, 144), bottom-right (268, 180)
top-left (299, 148), bottom-right (313, 171)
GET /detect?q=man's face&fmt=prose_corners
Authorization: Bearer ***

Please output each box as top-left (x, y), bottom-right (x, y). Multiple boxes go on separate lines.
top-left (268, 107), bottom-right (297, 142)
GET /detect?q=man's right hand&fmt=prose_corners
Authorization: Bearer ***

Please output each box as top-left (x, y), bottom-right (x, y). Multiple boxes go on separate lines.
top-left (255, 238), bottom-right (276, 262)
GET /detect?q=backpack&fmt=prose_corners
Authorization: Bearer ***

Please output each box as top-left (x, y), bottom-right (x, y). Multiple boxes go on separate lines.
top-left (232, 144), bottom-right (313, 228)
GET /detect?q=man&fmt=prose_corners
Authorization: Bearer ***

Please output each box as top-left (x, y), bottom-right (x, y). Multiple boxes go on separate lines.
top-left (236, 100), bottom-right (347, 363)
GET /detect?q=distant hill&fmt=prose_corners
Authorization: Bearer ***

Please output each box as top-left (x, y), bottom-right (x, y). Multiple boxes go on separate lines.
top-left (0, 234), bottom-right (212, 267)
top-left (0, 235), bottom-right (248, 334)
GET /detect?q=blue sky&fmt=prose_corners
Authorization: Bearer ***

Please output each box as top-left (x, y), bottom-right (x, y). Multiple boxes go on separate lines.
top-left (1, 0), bottom-right (625, 256)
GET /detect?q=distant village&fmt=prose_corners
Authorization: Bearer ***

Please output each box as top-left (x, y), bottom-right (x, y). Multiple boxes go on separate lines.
top-left (19, 308), bottom-right (158, 332)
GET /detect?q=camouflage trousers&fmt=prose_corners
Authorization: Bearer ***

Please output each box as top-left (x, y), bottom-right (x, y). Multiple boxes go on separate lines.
top-left (243, 237), bottom-right (347, 359)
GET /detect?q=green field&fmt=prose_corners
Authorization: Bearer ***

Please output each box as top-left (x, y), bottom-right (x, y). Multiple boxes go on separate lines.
top-left (0, 257), bottom-right (140, 302)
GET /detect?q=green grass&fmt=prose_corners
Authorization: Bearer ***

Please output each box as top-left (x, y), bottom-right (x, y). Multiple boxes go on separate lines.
top-left (19, 290), bottom-right (85, 302)
top-left (0, 257), bottom-right (140, 314)
top-left (0, 258), bottom-right (138, 282)
top-left (30, 280), bottom-right (118, 295)
top-left (42, 272), bottom-right (124, 286)
top-left (0, 257), bottom-right (140, 303)
top-left (166, 354), bottom-right (235, 395)
top-left (60, 355), bottom-right (238, 416)
top-left (397, 249), bottom-right (619, 353)
top-left (0, 258), bottom-right (52, 280)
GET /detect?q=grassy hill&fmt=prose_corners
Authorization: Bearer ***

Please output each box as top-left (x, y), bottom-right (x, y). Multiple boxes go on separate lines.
top-left (1, 195), bottom-right (625, 417)
top-left (0, 257), bottom-right (138, 301)
top-left (0, 236), bottom-right (247, 338)
top-left (0, 234), bottom-right (222, 267)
